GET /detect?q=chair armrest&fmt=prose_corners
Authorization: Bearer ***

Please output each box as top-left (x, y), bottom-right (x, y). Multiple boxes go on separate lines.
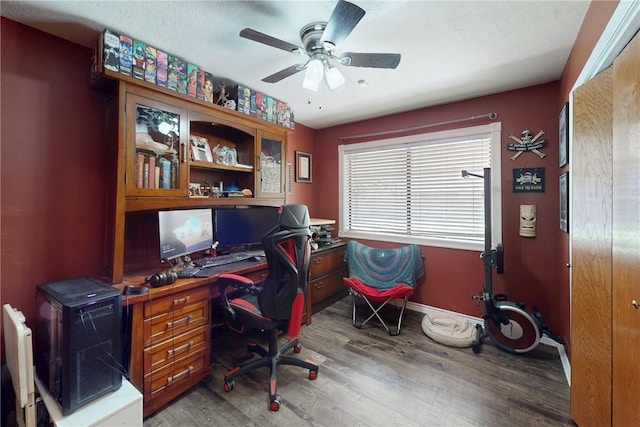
top-left (218, 273), bottom-right (261, 295)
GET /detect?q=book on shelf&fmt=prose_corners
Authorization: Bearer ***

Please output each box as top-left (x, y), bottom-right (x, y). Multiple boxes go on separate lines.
top-left (154, 166), bottom-right (160, 189)
top-left (148, 156), bottom-right (156, 189)
top-left (136, 153), bottom-right (144, 188)
top-left (143, 163), bottom-right (149, 188)
top-left (159, 158), bottom-right (171, 189)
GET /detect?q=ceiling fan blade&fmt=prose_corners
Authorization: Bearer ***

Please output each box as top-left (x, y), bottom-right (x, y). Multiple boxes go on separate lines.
top-left (320, 0), bottom-right (365, 48)
top-left (340, 52), bottom-right (401, 69)
top-left (262, 64), bottom-right (306, 83)
top-left (240, 28), bottom-right (303, 53)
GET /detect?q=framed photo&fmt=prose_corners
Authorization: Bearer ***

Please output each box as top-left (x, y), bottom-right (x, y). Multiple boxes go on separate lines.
top-left (559, 172), bottom-right (569, 233)
top-left (559, 102), bottom-right (569, 167)
top-left (295, 151), bottom-right (312, 183)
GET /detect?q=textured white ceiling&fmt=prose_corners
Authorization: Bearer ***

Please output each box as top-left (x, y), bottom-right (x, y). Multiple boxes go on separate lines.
top-left (1, 0), bottom-right (591, 129)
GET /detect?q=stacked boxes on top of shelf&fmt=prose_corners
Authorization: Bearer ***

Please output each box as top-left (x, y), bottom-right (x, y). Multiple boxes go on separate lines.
top-left (93, 29), bottom-right (294, 129)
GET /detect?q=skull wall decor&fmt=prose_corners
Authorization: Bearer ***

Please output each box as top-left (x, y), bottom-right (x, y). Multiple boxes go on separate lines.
top-left (520, 205), bottom-right (537, 237)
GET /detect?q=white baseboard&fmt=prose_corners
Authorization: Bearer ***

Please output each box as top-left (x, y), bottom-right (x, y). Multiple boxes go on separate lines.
top-left (406, 301), bottom-right (571, 386)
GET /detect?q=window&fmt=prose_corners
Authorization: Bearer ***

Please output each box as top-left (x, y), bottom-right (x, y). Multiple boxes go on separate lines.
top-left (339, 123), bottom-right (502, 251)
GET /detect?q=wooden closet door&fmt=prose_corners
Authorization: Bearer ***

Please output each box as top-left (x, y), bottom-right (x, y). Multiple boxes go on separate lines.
top-left (611, 32), bottom-right (640, 426)
top-left (571, 67), bottom-right (613, 427)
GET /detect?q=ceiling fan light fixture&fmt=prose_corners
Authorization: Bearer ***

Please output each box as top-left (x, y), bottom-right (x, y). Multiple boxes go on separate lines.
top-left (325, 65), bottom-right (346, 90)
top-left (302, 59), bottom-right (324, 91)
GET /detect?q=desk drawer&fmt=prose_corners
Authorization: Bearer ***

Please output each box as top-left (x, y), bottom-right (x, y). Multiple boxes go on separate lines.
top-left (144, 324), bottom-right (210, 373)
top-left (144, 286), bottom-right (210, 318)
top-left (311, 269), bottom-right (347, 303)
top-left (143, 300), bottom-right (210, 346)
top-left (310, 248), bottom-right (346, 279)
top-left (144, 350), bottom-right (209, 398)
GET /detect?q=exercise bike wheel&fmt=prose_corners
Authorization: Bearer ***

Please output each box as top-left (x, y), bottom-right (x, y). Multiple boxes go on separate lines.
top-left (485, 302), bottom-right (540, 354)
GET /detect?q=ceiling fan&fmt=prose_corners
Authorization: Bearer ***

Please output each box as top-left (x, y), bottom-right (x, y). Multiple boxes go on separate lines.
top-left (239, 0), bottom-right (401, 91)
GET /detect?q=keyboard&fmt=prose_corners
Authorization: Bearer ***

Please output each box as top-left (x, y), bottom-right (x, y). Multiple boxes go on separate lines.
top-left (195, 253), bottom-right (253, 268)
top-left (176, 266), bottom-right (200, 278)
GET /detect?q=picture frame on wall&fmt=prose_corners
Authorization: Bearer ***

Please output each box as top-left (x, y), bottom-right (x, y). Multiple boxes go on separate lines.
top-left (559, 171), bottom-right (569, 233)
top-left (295, 151), bottom-right (312, 183)
top-left (559, 102), bottom-right (569, 167)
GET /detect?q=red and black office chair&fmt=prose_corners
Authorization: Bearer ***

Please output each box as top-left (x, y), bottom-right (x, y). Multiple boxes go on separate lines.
top-left (217, 204), bottom-right (318, 411)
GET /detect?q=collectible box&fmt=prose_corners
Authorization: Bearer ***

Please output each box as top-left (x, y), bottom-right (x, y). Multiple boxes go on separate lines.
top-left (156, 50), bottom-right (168, 87)
top-left (196, 69), bottom-right (206, 100)
top-left (103, 29), bottom-right (120, 73)
top-left (119, 35), bottom-right (133, 76)
top-left (144, 45), bottom-right (157, 84)
top-left (238, 85), bottom-right (251, 115)
top-left (167, 55), bottom-right (179, 91)
top-left (203, 72), bottom-right (215, 103)
top-left (266, 96), bottom-right (275, 123)
top-left (186, 63), bottom-right (198, 97)
top-left (287, 106), bottom-right (295, 129)
top-left (176, 58), bottom-right (187, 94)
top-left (276, 100), bottom-right (286, 126)
top-left (132, 40), bottom-right (146, 80)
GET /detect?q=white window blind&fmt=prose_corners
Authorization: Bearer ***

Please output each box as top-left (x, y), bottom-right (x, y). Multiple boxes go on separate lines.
top-left (339, 123), bottom-right (501, 251)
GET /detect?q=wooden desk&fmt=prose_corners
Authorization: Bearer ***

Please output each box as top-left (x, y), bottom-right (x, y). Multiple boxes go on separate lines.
top-left (118, 260), bottom-right (268, 418)
top-left (119, 245), bottom-right (346, 418)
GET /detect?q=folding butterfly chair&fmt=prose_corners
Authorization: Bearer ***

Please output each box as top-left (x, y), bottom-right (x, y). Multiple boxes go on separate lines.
top-left (343, 241), bottom-right (424, 336)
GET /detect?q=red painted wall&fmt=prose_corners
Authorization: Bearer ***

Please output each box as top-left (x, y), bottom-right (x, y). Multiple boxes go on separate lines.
top-left (285, 124), bottom-right (316, 213)
top-left (1, 18), bottom-right (107, 359)
top-left (312, 83), bottom-right (567, 332)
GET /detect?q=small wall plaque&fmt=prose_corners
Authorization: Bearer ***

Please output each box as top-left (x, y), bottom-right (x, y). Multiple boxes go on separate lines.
top-left (513, 167), bottom-right (545, 193)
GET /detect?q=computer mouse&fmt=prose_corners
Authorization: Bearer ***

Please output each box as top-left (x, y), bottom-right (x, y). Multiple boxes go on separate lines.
top-left (250, 256), bottom-right (262, 262)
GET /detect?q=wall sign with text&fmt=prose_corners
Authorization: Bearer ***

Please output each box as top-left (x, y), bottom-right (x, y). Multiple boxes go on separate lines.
top-left (513, 167), bottom-right (545, 193)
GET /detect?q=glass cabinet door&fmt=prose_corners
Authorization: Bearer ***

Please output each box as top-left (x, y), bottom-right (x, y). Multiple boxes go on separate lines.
top-left (125, 95), bottom-right (188, 196)
top-left (256, 131), bottom-right (285, 199)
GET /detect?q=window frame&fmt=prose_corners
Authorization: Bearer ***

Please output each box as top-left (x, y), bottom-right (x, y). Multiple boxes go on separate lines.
top-left (338, 122), bottom-right (502, 251)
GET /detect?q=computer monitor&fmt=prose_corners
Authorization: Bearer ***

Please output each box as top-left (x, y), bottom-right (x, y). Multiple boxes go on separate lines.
top-left (214, 206), bottom-right (279, 251)
top-left (158, 208), bottom-right (213, 260)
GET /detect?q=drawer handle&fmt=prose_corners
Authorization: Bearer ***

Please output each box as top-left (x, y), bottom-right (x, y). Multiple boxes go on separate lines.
top-left (314, 281), bottom-right (324, 289)
top-left (313, 257), bottom-right (323, 265)
top-left (173, 296), bottom-right (191, 305)
top-left (166, 315), bottom-right (192, 329)
top-left (166, 366), bottom-right (194, 385)
top-left (167, 340), bottom-right (194, 357)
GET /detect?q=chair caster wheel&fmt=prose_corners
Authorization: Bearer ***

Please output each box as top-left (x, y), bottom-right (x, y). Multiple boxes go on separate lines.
top-left (270, 395), bottom-right (282, 411)
top-left (223, 380), bottom-right (234, 392)
top-left (293, 344), bottom-right (302, 353)
top-left (309, 369), bottom-right (318, 380)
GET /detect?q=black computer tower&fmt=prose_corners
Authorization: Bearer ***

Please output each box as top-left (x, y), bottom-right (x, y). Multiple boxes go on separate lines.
top-left (35, 276), bottom-right (122, 415)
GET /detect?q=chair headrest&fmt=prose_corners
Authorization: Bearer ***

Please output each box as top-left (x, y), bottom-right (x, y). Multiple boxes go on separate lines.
top-left (278, 204), bottom-right (310, 229)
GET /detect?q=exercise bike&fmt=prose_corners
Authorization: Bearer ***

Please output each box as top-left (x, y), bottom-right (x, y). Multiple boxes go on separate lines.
top-left (462, 168), bottom-right (565, 354)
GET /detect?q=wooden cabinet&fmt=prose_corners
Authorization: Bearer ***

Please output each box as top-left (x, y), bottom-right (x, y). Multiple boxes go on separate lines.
top-left (137, 284), bottom-right (211, 417)
top-left (97, 72), bottom-right (288, 284)
top-left (307, 242), bottom-right (348, 321)
top-left (256, 130), bottom-right (286, 199)
top-left (125, 93), bottom-right (188, 197)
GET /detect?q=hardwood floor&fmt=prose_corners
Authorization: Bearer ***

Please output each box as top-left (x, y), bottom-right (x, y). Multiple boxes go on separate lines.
top-left (144, 297), bottom-right (573, 426)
